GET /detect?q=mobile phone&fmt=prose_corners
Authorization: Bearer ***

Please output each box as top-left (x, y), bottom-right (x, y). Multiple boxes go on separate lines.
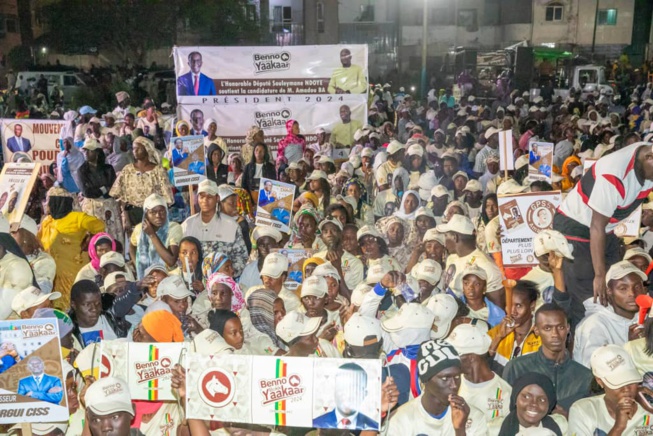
top-left (639, 391), bottom-right (653, 409)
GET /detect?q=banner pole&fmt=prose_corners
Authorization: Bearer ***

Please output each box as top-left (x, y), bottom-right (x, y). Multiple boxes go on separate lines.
top-left (189, 184), bottom-right (195, 215)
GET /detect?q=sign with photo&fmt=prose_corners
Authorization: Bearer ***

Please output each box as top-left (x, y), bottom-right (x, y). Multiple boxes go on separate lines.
top-left (0, 318), bottom-right (68, 424)
top-left (498, 191), bottom-right (561, 267)
top-left (0, 163), bottom-right (41, 226)
top-left (273, 248), bottom-right (315, 291)
top-left (169, 135), bottom-right (206, 187)
top-left (0, 119), bottom-right (65, 173)
top-left (528, 141), bottom-right (553, 183)
top-left (255, 178), bottom-right (296, 234)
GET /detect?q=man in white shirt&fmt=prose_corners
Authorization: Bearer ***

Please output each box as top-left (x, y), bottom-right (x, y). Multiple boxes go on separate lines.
top-left (260, 252), bottom-right (301, 313)
top-left (315, 217), bottom-right (364, 292)
top-left (569, 344), bottom-right (650, 435)
top-left (573, 261), bottom-right (647, 368)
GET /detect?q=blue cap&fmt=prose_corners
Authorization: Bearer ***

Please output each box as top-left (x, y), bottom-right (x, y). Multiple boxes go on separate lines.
top-left (79, 105), bottom-right (97, 115)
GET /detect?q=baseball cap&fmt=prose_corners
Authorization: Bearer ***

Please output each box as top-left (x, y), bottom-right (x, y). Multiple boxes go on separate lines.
top-left (431, 185), bottom-right (450, 199)
top-left (336, 195), bottom-right (358, 212)
top-left (357, 225), bottom-right (383, 240)
top-left (415, 207), bottom-right (435, 221)
top-left (79, 105), bottom-right (97, 115)
top-left (386, 140), bottom-right (405, 155)
top-left (487, 154), bottom-right (500, 164)
top-left (307, 170), bottom-right (328, 181)
top-left (366, 262), bottom-right (387, 285)
top-left (452, 171), bottom-right (469, 182)
top-left (417, 339), bottom-right (460, 384)
top-left (260, 252), bottom-right (288, 279)
top-left (436, 214), bottom-right (475, 235)
top-left (361, 147), bottom-right (374, 158)
top-left (144, 264), bottom-right (168, 278)
top-left (423, 228), bottom-right (445, 245)
top-left (285, 162), bottom-right (302, 173)
top-left (590, 344), bottom-right (642, 389)
top-left (605, 260), bottom-right (647, 286)
top-left (85, 377), bottom-right (134, 416)
top-left (18, 215), bottom-right (38, 236)
top-left (197, 179), bottom-right (219, 195)
top-left (464, 180), bottom-right (482, 192)
top-left (191, 329), bottom-right (235, 355)
top-left (515, 154), bottom-right (529, 170)
top-left (82, 138), bottom-right (100, 150)
top-left (157, 276), bottom-right (193, 299)
top-left (276, 310), bottom-right (321, 343)
top-left (313, 262), bottom-right (341, 281)
top-left (461, 264), bottom-right (487, 281)
top-left (381, 302), bottom-right (436, 332)
top-left (624, 247), bottom-right (653, 264)
top-left (533, 230), bottom-right (574, 260)
top-left (344, 313), bottom-right (383, 347)
top-left (104, 271), bottom-right (128, 291)
top-left (447, 323), bottom-right (491, 355)
top-left (411, 259), bottom-right (442, 286)
top-left (301, 275), bottom-right (328, 298)
top-left (11, 286), bottom-right (61, 314)
top-left (217, 184), bottom-right (235, 201)
top-left (424, 293), bottom-right (459, 339)
top-left (252, 226), bottom-right (282, 243)
top-left (318, 216), bottom-right (343, 232)
top-left (407, 144), bottom-right (424, 157)
top-left (484, 127), bottom-right (500, 139)
top-left (99, 251), bottom-right (126, 268)
top-left (318, 155), bottom-right (335, 165)
top-left (9, 424), bottom-right (68, 435)
top-left (350, 283), bottom-right (372, 307)
top-left (497, 178), bottom-right (528, 195)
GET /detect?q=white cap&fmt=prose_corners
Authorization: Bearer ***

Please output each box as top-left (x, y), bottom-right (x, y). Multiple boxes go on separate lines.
top-left (431, 185), bottom-right (450, 199)
top-left (260, 252), bottom-right (288, 279)
top-left (307, 170), bottom-right (328, 181)
top-left (436, 214), bottom-right (475, 235)
top-left (276, 310), bottom-right (321, 343)
top-left (533, 230), bottom-right (574, 260)
top-left (423, 228), bottom-right (445, 245)
top-left (85, 377), bottom-right (134, 416)
top-left (381, 302), bottom-right (435, 332)
top-left (252, 226), bottom-right (282, 243)
top-left (350, 283), bottom-right (372, 307)
top-left (285, 162), bottom-right (302, 173)
top-left (357, 225), bottom-right (383, 240)
top-left (344, 313), bottom-right (383, 347)
top-left (11, 286), bottom-right (61, 314)
top-left (464, 179), bottom-right (482, 192)
top-left (313, 262), bottom-right (341, 282)
top-left (99, 251), bottom-right (126, 268)
top-left (82, 138), bottom-right (100, 150)
top-left (191, 329), bottom-right (235, 355)
top-left (624, 247), bottom-right (653, 264)
top-left (300, 275), bottom-right (328, 298)
top-left (590, 344), bottom-right (643, 389)
top-left (197, 179), bottom-right (219, 195)
top-left (18, 215), bottom-right (38, 236)
top-left (424, 294), bottom-right (458, 339)
top-left (484, 127), bottom-right (500, 139)
top-left (318, 155), bottom-right (335, 165)
top-left (9, 424), bottom-right (69, 435)
top-left (336, 195), bottom-right (358, 212)
top-left (386, 140), bottom-right (405, 155)
top-left (415, 207), bottom-right (435, 220)
top-left (104, 271), bottom-right (128, 291)
top-left (497, 179), bottom-right (528, 195)
top-left (407, 144), bottom-right (424, 157)
top-left (461, 264), bottom-right (487, 281)
top-left (606, 260), bottom-right (647, 285)
top-left (515, 154), bottom-right (529, 170)
top-left (366, 261), bottom-right (388, 285)
top-left (157, 276), bottom-right (193, 299)
top-left (452, 171), bottom-right (469, 182)
top-left (411, 259), bottom-right (442, 286)
top-left (447, 323), bottom-right (491, 355)
top-left (217, 184), bottom-right (236, 201)
top-left (318, 216), bottom-right (343, 232)
top-left (0, 214), bottom-right (9, 233)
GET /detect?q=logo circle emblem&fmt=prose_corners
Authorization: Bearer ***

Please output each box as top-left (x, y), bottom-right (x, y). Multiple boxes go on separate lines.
top-left (198, 368), bottom-right (235, 408)
top-left (526, 200), bottom-right (555, 232)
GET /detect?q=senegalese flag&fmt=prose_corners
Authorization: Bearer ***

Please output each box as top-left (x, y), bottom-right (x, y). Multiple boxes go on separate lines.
top-left (274, 359), bottom-right (287, 426)
top-left (163, 413), bottom-right (172, 436)
top-left (148, 345), bottom-right (159, 401)
top-left (643, 415), bottom-right (651, 426)
top-left (491, 387), bottom-right (503, 419)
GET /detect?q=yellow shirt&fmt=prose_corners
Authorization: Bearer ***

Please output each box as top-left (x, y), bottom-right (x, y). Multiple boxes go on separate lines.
top-left (487, 324), bottom-right (541, 367)
top-left (328, 65), bottom-right (367, 94)
top-left (39, 211), bottom-right (105, 252)
top-left (330, 120), bottom-right (363, 148)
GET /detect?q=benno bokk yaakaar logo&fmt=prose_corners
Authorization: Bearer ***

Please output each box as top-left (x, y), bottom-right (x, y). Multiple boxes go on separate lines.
top-left (253, 51), bottom-right (291, 74)
top-left (255, 109), bottom-right (292, 129)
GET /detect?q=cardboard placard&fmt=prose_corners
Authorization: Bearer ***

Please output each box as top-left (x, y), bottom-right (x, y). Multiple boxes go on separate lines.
top-left (528, 141), bottom-right (553, 183)
top-left (255, 178), bottom-right (296, 234)
top-left (0, 163), bottom-right (41, 226)
top-left (169, 135), bottom-right (206, 187)
top-left (273, 248), bottom-right (315, 291)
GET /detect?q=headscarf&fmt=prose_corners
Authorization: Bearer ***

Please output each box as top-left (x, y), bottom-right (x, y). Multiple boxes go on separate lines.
top-left (297, 191), bottom-right (319, 209)
top-left (202, 251), bottom-right (230, 280)
top-left (89, 233), bottom-right (116, 271)
top-left (60, 111), bottom-right (78, 140)
top-left (60, 136), bottom-right (85, 188)
top-left (178, 236), bottom-right (203, 284)
top-left (208, 309), bottom-right (239, 337)
top-left (561, 155), bottom-right (581, 192)
top-left (175, 120), bottom-right (190, 137)
top-left (443, 200), bottom-right (469, 220)
top-left (108, 136), bottom-right (133, 172)
top-left (47, 186), bottom-right (74, 220)
top-left (378, 216), bottom-right (408, 241)
top-left (394, 190), bottom-right (420, 220)
top-left (391, 167), bottom-right (410, 198)
top-left (247, 288), bottom-right (284, 349)
top-left (207, 272), bottom-right (245, 313)
top-left (303, 257), bottom-right (325, 276)
top-left (499, 372), bottom-right (561, 436)
top-left (203, 118), bottom-right (217, 136)
top-left (293, 204), bottom-right (321, 226)
top-left (373, 152), bottom-right (387, 171)
top-left (133, 136), bottom-right (159, 165)
top-left (234, 187), bottom-right (254, 217)
top-left (278, 119), bottom-right (306, 150)
top-left (245, 126), bottom-right (262, 145)
top-left (344, 177), bottom-right (368, 217)
top-left (141, 310), bottom-right (184, 343)
top-left (136, 194), bottom-right (169, 280)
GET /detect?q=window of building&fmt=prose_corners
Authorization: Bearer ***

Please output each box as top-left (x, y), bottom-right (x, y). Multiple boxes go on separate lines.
top-left (316, 2), bottom-right (325, 33)
top-left (597, 9), bottom-right (617, 26)
top-left (359, 5), bottom-right (374, 22)
top-left (272, 6), bottom-right (292, 32)
top-left (5, 17), bottom-right (17, 34)
top-left (458, 9), bottom-right (478, 31)
top-left (545, 3), bottom-right (563, 22)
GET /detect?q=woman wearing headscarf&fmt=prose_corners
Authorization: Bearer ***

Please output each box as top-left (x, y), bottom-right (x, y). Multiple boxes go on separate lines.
top-left (0, 214), bottom-right (36, 319)
top-left (285, 205), bottom-right (326, 251)
top-left (376, 216), bottom-right (413, 271)
top-left (560, 154), bottom-right (581, 192)
top-left (490, 373), bottom-right (566, 436)
top-left (194, 272), bottom-right (246, 328)
top-left (56, 137), bottom-right (85, 193)
top-left (206, 141), bottom-right (229, 186)
top-left (106, 135), bottom-right (133, 173)
top-left (59, 110), bottom-right (77, 140)
top-left (175, 120), bottom-right (190, 137)
top-left (203, 118), bottom-right (228, 164)
top-left (242, 143), bottom-right (276, 204)
top-left (74, 232), bottom-right (115, 284)
top-left (393, 190), bottom-right (421, 221)
top-left (276, 120), bottom-right (306, 167)
top-left (344, 177), bottom-right (373, 227)
top-left (78, 138), bottom-right (122, 241)
top-left (109, 136), bottom-right (174, 229)
top-left (228, 153), bottom-right (244, 187)
top-left (129, 193), bottom-right (183, 280)
top-left (475, 193), bottom-right (498, 254)
top-left (174, 236), bottom-right (204, 293)
top-left (243, 288), bottom-right (285, 355)
top-left (39, 186), bottom-right (105, 309)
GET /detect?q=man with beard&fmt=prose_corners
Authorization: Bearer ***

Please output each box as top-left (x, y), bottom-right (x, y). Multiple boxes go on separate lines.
top-left (315, 217), bottom-right (364, 294)
top-left (328, 48), bottom-right (367, 95)
top-left (331, 105), bottom-right (363, 148)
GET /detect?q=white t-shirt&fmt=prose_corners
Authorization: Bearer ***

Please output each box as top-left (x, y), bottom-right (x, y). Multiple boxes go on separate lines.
top-left (569, 395), bottom-right (653, 436)
top-left (314, 250), bottom-right (365, 291)
top-left (444, 248), bottom-right (503, 297)
top-left (458, 374), bottom-right (512, 423)
top-left (487, 414), bottom-right (568, 436)
top-left (138, 401), bottom-right (182, 436)
top-left (624, 338), bottom-right (653, 389)
top-left (78, 315), bottom-right (118, 347)
top-left (181, 213), bottom-right (240, 245)
top-left (279, 287), bottom-right (301, 313)
top-left (239, 261), bottom-right (263, 294)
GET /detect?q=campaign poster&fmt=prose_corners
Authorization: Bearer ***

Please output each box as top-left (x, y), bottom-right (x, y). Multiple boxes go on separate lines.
top-left (583, 158), bottom-right (598, 174)
top-left (256, 178), bottom-right (295, 234)
top-left (498, 191), bottom-right (561, 267)
top-left (173, 45), bottom-right (369, 104)
top-left (273, 248), bottom-right (314, 291)
top-left (185, 353), bottom-right (252, 423)
top-left (528, 141), bottom-right (553, 183)
top-left (251, 356), bottom-right (314, 427)
top-left (0, 163), bottom-right (41, 226)
top-left (311, 358), bottom-right (382, 431)
top-left (1, 119), bottom-right (65, 173)
top-left (169, 135), bottom-right (206, 187)
top-left (498, 130), bottom-right (514, 171)
top-left (0, 318), bottom-right (68, 424)
top-left (614, 206), bottom-right (642, 238)
top-left (179, 101), bottom-right (367, 154)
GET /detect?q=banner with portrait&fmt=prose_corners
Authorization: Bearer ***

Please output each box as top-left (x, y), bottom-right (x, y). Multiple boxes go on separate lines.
top-left (185, 353), bottom-right (382, 430)
top-left (1, 119), bottom-right (65, 173)
top-left (168, 135), bottom-right (206, 187)
top-left (498, 191), bottom-right (561, 267)
top-left (173, 45), bottom-right (369, 104)
top-left (0, 318), bottom-right (68, 424)
top-left (256, 178), bottom-right (295, 234)
top-left (528, 141), bottom-right (553, 183)
top-left (0, 163), bottom-right (41, 226)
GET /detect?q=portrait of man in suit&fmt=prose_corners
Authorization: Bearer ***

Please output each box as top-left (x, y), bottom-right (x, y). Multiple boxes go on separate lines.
top-left (190, 109), bottom-right (208, 137)
top-left (259, 180), bottom-right (276, 207)
top-left (312, 363), bottom-right (378, 430)
top-left (7, 124), bottom-right (31, 153)
top-left (17, 356), bottom-right (64, 404)
top-left (177, 51), bottom-right (217, 96)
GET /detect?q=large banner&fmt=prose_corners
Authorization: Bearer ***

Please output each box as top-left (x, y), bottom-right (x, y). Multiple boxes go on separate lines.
top-left (186, 353), bottom-right (382, 430)
top-left (498, 191), bottom-right (561, 267)
top-left (0, 318), bottom-right (68, 424)
top-left (173, 45), bottom-right (369, 104)
top-left (169, 135), bottom-right (206, 187)
top-left (256, 178), bottom-right (295, 234)
top-left (1, 120), bottom-right (65, 172)
top-left (0, 163), bottom-right (41, 226)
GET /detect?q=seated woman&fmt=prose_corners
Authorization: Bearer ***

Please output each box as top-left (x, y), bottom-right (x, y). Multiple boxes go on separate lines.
top-left (130, 193), bottom-right (182, 279)
top-left (138, 264), bottom-right (168, 308)
top-left (171, 236), bottom-right (204, 295)
top-left (460, 265), bottom-right (505, 328)
top-left (241, 288), bottom-right (286, 356)
top-left (357, 225), bottom-right (401, 271)
top-left (0, 215), bottom-right (36, 312)
top-left (376, 216), bottom-right (412, 271)
top-left (285, 205), bottom-right (326, 251)
top-left (75, 233), bottom-right (115, 284)
top-left (299, 275), bottom-right (342, 357)
top-left (193, 272), bottom-right (245, 328)
top-left (208, 309), bottom-right (244, 352)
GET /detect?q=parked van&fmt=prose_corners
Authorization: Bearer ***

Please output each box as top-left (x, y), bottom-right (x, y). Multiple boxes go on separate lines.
top-left (14, 71), bottom-right (86, 97)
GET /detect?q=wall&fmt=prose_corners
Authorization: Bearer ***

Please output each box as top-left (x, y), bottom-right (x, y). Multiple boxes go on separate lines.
top-left (575, 0), bottom-right (634, 46)
top-left (0, 0), bottom-right (21, 60)
top-left (303, 0), bottom-right (339, 44)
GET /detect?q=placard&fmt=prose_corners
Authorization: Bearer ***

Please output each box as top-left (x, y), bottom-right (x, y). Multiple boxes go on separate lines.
top-left (273, 248), bottom-right (314, 291)
top-left (614, 206), bottom-right (642, 238)
top-left (528, 141), bottom-right (553, 183)
top-left (583, 158), bottom-right (597, 174)
top-left (1, 119), bottom-right (65, 174)
top-left (256, 178), bottom-right (295, 234)
top-left (0, 318), bottom-right (68, 424)
top-left (0, 163), bottom-right (41, 226)
top-left (498, 129), bottom-right (514, 171)
top-left (498, 191), bottom-right (561, 267)
top-left (169, 135), bottom-right (206, 187)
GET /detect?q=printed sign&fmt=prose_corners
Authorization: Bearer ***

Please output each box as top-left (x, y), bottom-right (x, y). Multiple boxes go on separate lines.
top-left (498, 130), bottom-right (514, 171)
top-left (0, 163), bottom-right (41, 226)
top-left (528, 141), bottom-right (553, 183)
top-left (256, 178), bottom-right (296, 234)
top-left (614, 206), bottom-right (642, 238)
top-left (273, 248), bottom-right (314, 291)
top-left (498, 191), bottom-right (561, 267)
top-left (1, 120), bottom-right (64, 173)
top-left (169, 135), bottom-right (206, 187)
top-left (0, 318), bottom-right (68, 424)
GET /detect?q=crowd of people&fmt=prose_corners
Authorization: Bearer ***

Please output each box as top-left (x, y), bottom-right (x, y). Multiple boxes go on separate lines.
top-left (2, 73), bottom-right (653, 436)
